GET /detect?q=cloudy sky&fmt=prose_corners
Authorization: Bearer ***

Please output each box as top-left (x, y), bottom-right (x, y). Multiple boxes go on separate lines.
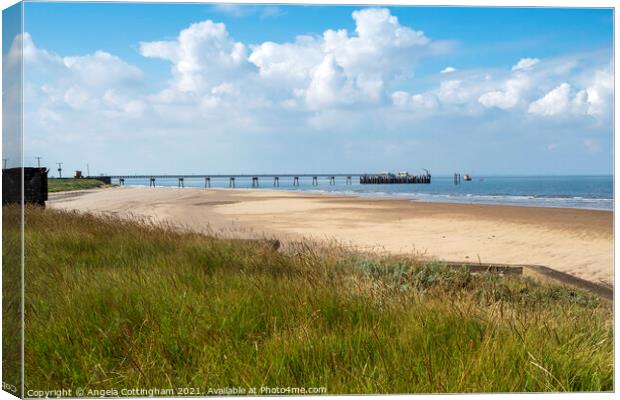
top-left (6, 3), bottom-right (614, 175)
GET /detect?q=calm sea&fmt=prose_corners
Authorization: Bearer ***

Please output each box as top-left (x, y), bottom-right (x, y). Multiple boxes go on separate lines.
top-left (117, 175), bottom-right (613, 211)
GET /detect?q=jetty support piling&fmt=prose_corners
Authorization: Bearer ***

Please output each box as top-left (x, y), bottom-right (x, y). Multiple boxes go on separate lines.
top-left (329, 176), bottom-right (336, 185)
top-left (229, 177), bottom-right (235, 188)
top-left (293, 176), bottom-right (299, 186)
top-left (273, 177), bottom-right (279, 187)
top-left (312, 176), bottom-right (318, 186)
top-left (205, 177), bottom-right (210, 188)
top-left (252, 177), bottom-right (259, 188)
top-left (178, 177), bottom-right (184, 188)
top-left (150, 177), bottom-right (156, 187)
top-left (119, 178), bottom-right (125, 186)
top-left (346, 176), bottom-right (352, 185)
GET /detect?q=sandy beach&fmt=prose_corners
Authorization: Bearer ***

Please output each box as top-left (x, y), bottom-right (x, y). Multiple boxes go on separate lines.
top-left (48, 186), bottom-right (613, 286)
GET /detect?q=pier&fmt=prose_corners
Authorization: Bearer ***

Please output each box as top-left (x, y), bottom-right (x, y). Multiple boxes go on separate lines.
top-left (103, 171), bottom-right (431, 186)
top-left (107, 173), bottom-right (360, 187)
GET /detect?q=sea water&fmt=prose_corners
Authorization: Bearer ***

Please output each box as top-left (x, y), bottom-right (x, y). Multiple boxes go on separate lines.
top-left (117, 175), bottom-right (613, 211)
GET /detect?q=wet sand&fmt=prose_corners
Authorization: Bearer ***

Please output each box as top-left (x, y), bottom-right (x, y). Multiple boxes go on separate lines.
top-left (48, 186), bottom-right (614, 286)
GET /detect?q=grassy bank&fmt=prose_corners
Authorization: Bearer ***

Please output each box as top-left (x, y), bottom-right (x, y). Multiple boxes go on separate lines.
top-left (48, 178), bottom-right (108, 192)
top-left (10, 206), bottom-right (612, 394)
top-left (2, 206), bottom-right (22, 395)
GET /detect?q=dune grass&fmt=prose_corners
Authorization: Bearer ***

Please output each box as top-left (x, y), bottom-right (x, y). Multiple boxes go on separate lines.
top-left (6, 205), bottom-right (612, 394)
top-left (2, 205), bottom-right (22, 396)
top-left (48, 178), bottom-right (108, 192)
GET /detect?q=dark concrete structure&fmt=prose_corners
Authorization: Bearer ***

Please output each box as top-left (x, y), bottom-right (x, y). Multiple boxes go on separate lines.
top-left (2, 167), bottom-right (48, 206)
top-left (89, 176), bottom-right (112, 185)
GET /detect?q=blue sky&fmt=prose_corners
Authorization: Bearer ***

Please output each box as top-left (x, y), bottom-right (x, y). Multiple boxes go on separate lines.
top-left (6, 3), bottom-right (614, 175)
top-left (2, 1), bottom-right (22, 168)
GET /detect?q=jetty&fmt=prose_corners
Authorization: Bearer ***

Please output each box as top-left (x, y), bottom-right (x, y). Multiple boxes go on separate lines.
top-left (104, 174), bottom-right (356, 188)
top-left (96, 171), bottom-right (432, 187)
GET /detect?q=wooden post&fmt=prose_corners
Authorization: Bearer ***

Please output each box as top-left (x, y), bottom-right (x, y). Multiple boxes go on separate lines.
top-left (346, 176), bottom-right (352, 185)
top-left (119, 178), bottom-right (125, 186)
top-left (312, 176), bottom-right (318, 186)
top-left (229, 177), bottom-right (235, 188)
top-left (293, 176), bottom-right (299, 186)
top-left (273, 177), bottom-right (279, 187)
top-left (205, 177), bottom-right (210, 188)
top-left (150, 177), bottom-right (156, 187)
top-left (178, 177), bottom-right (184, 188)
top-left (252, 177), bottom-right (259, 188)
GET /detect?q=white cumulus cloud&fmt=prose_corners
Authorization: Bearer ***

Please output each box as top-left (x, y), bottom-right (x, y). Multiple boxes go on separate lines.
top-left (512, 58), bottom-right (540, 71)
top-left (478, 76), bottom-right (529, 110)
top-left (574, 67), bottom-right (613, 117)
top-left (391, 91), bottom-right (438, 110)
top-left (438, 80), bottom-right (470, 104)
top-left (140, 20), bottom-right (249, 94)
top-left (528, 83), bottom-right (572, 116)
top-left (248, 36), bottom-right (323, 84)
top-left (63, 51), bottom-right (142, 88)
top-left (305, 55), bottom-right (354, 109)
top-left (249, 7), bottom-right (432, 108)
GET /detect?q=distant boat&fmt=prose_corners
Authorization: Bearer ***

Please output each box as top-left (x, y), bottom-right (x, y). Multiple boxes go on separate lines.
top-left (463, 174), bottom-right (472, 181)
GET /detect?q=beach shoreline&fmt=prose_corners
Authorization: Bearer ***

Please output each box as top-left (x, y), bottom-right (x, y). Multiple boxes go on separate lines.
top-left (100, 174), bottom-right (614, 211)
top-left (164, 184), bottom-right (615, 211)
top-left (48, 186), bottom-right (614, 286)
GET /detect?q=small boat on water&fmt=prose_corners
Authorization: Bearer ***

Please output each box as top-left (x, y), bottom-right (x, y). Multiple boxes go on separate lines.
top-left (463, 174), bottom-right (472, 181)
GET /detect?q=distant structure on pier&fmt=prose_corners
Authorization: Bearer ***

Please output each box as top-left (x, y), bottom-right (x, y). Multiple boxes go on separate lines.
top-left (360, 170), bottom-right (431, 184)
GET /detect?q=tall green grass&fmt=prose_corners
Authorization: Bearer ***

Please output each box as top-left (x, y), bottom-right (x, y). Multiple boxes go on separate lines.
top-left (2, 205), bottom-right (22, 395)
top-left (9, 206), bottom-right (612, 394)
top-left (48, 178), bottom-right (108, 192)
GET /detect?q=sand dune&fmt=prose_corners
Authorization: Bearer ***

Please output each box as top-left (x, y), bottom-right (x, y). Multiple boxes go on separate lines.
top-left (49, 186), bottom-right (613, 286)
